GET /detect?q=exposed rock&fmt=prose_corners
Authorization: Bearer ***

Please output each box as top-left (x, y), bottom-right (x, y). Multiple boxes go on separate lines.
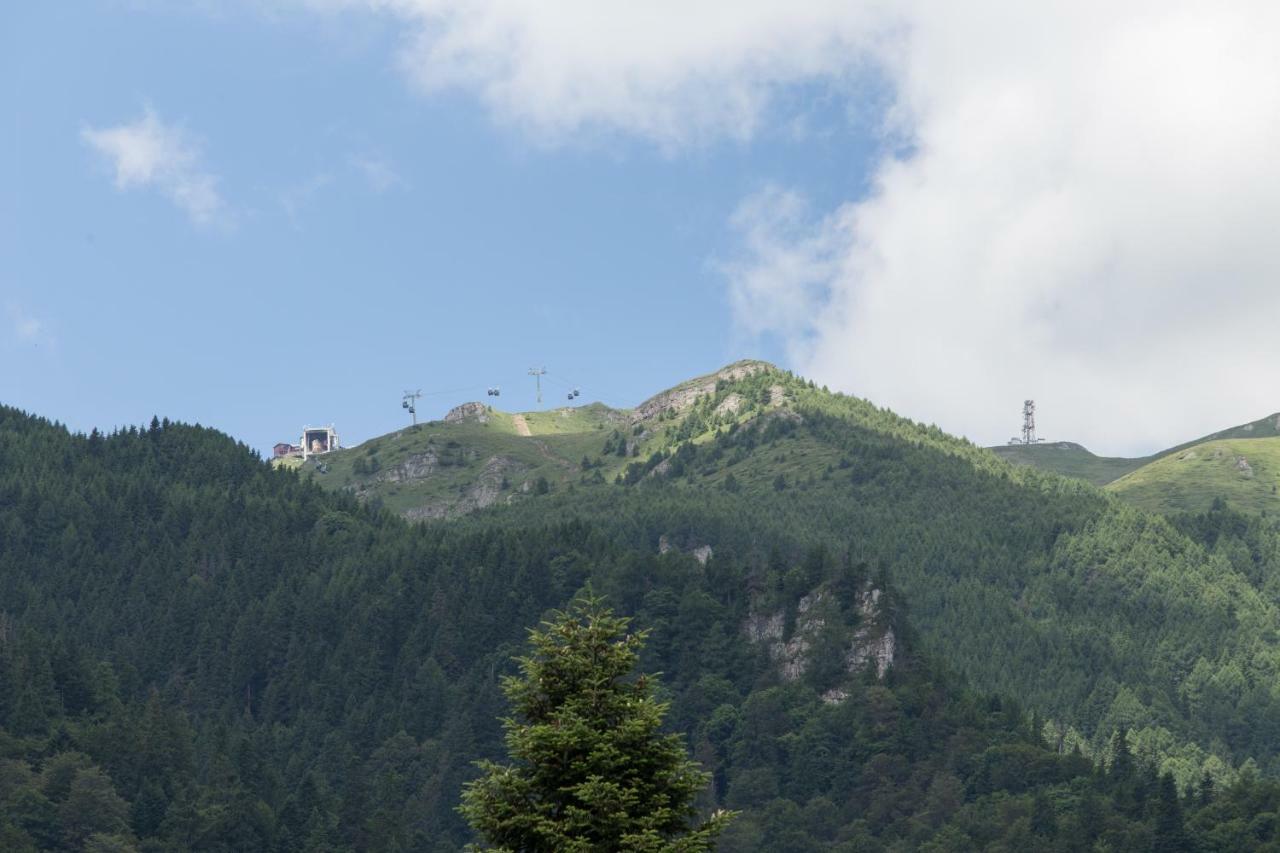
top-left (631, 361), bottom-right (773, 424)
top-left (743, 581), bottom-right (897, 696)
top-left (714, 393), bottom-right (743, 417)
top-left (847, 586), bottom-right (896, 679)
top-left (383, 450), bottom-right (438, 483)
top-left (444, 402), bottom-right (490, 424)
top-left (402, 456), bottom-right (521, 521)
top-left (657, 536), bottom-right (713, 565)
top-left (1236, 456), bottom-right (1254, 477)
top-left (744, 592), bottom-right (824, 682)
top-left (769, 385), bottom-right (787, 406)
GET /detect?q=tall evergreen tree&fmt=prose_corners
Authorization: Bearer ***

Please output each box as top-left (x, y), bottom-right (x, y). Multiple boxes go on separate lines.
top-left (459, 594), bottom-right (734, 851)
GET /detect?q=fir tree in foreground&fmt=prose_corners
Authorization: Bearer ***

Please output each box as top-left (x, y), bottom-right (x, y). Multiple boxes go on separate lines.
top-left (459, 594), bottom-right (734, 851)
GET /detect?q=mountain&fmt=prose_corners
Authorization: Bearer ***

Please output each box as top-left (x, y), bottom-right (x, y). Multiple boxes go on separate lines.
top-left (990, 412), bottom-right (1280, 514)
top-left (988, 441), bottom-right (1146, 486)
top-left (6, 368), bottom-right (1280, 848)
top-left (291, 360), bottom-right (774, 520)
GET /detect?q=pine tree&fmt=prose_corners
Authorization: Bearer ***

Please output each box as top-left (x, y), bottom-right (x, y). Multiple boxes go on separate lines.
top-left (459, 594), bottom-right (734, 851)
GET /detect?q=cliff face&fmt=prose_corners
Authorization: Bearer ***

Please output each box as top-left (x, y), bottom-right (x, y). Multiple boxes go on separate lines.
top-left (744, 579), bottom-right (897, 701)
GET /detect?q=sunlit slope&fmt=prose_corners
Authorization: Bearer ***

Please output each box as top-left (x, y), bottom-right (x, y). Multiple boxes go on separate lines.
top-left (989, 413), bottom-right (1280, 511)
top-left (1107, 436), bottom-right (1280, 514)
top-left (304, 360), bottom-right (786, 519)
top-left (303, 402), bottom-right (632, 519)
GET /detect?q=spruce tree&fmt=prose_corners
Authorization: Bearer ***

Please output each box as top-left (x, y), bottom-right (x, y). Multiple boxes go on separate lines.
top-left (459, 594), bottom-right (734, 851)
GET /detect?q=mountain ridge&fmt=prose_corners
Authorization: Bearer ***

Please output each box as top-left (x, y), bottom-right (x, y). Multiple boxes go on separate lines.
top-left (990, 411), bottom-right (1280, 513)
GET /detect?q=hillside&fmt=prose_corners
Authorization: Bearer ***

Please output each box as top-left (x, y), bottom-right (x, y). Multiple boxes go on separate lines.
top-left (8, 369), bottom-right (1280, 848)
top-left (988, 441), bottom-right (1145, 485)
top-left (989, 412), bottom-right (1280, 514)
top-left (1107, 437), bottom-right (1280, 514)
top-left (299, 360), bottom-right (780, 519)
top-left (300, 365), bottom-right (1280, 781)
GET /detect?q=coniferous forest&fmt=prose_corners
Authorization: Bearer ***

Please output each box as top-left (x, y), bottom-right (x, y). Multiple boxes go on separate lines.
top-left (7, 368), bottom-right (1280, 851)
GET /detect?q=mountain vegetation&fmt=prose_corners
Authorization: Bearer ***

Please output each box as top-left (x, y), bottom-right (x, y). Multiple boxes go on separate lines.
top-left (5, 364), bottom-right (1280, 849)
top-left (991, 414), bottom-right (1280, 515)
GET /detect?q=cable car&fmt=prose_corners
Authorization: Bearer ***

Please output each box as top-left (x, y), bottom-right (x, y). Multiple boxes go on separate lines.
top-left (567, 393), bottom-right (574, 401)
top-left (572, 388), bottom-right (581, 398)
top-left (402, 400), bottom-right (409, 409)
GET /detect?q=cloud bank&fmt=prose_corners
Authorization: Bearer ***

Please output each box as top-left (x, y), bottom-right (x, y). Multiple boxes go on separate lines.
top-left (83, 108), bottom-right (226, 226)
top-left (331, 1), bottom-right (1280, 453)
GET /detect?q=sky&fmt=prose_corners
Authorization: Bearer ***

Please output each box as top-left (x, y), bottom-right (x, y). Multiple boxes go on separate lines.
top-left (4, 1), bottom-right (1280, 457)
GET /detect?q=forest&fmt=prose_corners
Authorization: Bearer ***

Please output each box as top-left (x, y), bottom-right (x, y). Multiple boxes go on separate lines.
top-left (5, 378), bottom-right (1280, 849)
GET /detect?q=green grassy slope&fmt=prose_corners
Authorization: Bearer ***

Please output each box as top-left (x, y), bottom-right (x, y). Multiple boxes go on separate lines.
top-left (989, 413), bottom-right (1280, 515)
top-left (304, 360), bottom-right (785, 519)
top-left (1107, 436), bottom-right (1280, 514)
top-left (989, 441), bottom-right (1146, 485)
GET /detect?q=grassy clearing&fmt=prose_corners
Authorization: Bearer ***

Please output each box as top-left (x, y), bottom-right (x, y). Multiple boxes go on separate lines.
top-left (1107, 437), bottom-right (1280, 514)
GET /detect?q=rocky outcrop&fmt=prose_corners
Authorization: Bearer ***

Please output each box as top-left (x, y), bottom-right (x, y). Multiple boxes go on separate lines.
top-left (656, 536), bottom-right (714, 566)
top-left (631, 361), bottom-right (773, 424)
top-left (847, 586), bottom-right (896, 679)
top-left (382, 450), bottom-right (439, 483)
top-left (403, 455), bottom-right (521, 521)
top-left (744, 581), bottom-right (897, 698)
top-left (744, 592), bottom-right (822, 681)
top-left (714, 393), bottom-right (744, 417)
top-left (445, 402), bottom-right (490, 424)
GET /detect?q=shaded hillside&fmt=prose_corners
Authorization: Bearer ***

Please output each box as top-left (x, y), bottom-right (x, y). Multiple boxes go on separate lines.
top-left (988, 441), bottom-right (1145, 485)
top-left (312, 364), bottom-right (1280, 777)
top-left (9, 369), bottom-right (1280, 848)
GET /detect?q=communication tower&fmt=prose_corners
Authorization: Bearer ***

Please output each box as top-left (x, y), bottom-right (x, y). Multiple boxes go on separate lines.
top-left (1021, 399), bottom-right (1037, 445)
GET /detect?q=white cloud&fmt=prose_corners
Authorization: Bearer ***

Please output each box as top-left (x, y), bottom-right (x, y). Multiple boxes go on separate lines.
top-left (313, 0), bottom-right (894, 146)
top-left (317, 0), bottom-right (1280, 453)
top-left (5, 305), bottom-right (54, 350)
top-left (722, 2), bottom-right (1280, 454)
top-left (82, 107), bottom-right (226, 225)
top-left (350, 154), bottom-right (403, 192)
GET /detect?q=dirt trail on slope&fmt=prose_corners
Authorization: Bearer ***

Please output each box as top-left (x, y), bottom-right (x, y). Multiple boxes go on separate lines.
top-left (511, 414), bottom-right (532, 437)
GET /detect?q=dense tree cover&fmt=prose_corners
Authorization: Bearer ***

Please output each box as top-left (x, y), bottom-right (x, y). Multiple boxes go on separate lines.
top-left (4, 387), bottom-right (1280, 849)
top-left (489, 373), bottom-right (1280, 785)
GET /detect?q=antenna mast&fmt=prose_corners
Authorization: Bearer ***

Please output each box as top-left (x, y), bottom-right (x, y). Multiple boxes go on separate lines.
top-left (402, 389), bottom-right (422, 426)
top-left (1021, 399), bottom-right (1037, 445)
top-left (528, 367), bottom-right (547, 405)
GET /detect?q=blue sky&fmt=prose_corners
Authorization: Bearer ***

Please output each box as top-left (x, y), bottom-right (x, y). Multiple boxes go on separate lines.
top-left (2, 3), bottom-right (877, 453)
top-left (6, 3), bottom-right (1280, 456)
